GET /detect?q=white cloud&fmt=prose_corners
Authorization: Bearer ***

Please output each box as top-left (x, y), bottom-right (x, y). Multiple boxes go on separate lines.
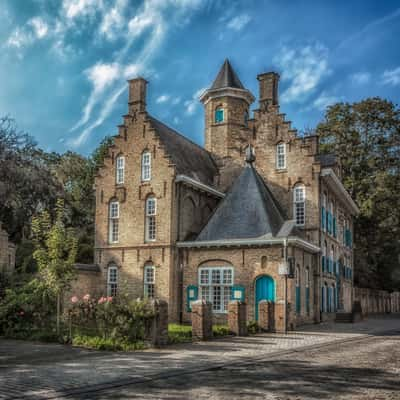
top-left (351, 72), bottom-right (371, 85)
top-left (382, 67), bottom-right (400, 86)
top-left (227, 14), bottom-right (251, 31)
top-left (184, 87), bottom-right (207, 115)
top-left (99, 0), bottom-right (127, 40)
top-left (313, 92), bottom-right (339, 111)
top-left (275, 43), bottom-right (331, 103)
top-left (29, 17), bottom-right (49, 39)
top-left (6, 29), bottom-right (31, 49)
top-left (156, 94), bottom-right (170, 104)
top-left (62, 0), bottom-right (102, 20)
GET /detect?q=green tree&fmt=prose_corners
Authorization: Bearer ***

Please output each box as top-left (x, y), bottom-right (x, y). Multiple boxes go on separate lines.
top-left (317, 97), bottom-right (400, 290)
top-left (31, 199), bottom-right (78, 333)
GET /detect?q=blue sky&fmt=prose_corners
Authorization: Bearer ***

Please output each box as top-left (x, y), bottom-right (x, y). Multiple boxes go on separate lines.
top-left (1, 0), bottom-right (400, 155)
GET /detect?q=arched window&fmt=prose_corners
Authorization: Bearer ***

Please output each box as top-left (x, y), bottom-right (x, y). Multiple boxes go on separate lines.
top-left (109, 201), bottom-right (119, 243)
top-left (107, 264), bottom-right (118, 296)
top-left (294, 184), bottom-right (305, 226)
top-left (276, 142), bottom-right (286, 169)
top-left (244, 110), bottom-right (249, 126)
top-left (215, 107), bottom-right (224, 123)
top-left (145, 196), bottom-right (156, 241)
top-left (295, 265), bottom-right (301, 314)
top-left (141, 151), bottom-right (151, 181)
top-left (144, 264), bottom-right (155, 298)
top-left (116, 155), bottom-right (125, 184)
top-left (199, 266), bottom-right (233, 313)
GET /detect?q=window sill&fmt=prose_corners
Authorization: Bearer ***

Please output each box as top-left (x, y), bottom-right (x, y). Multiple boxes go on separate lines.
top-left (275, 168), bottom-right (287, 173)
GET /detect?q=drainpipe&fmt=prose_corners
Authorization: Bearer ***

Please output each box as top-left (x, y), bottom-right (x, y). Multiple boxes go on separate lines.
top-left (283, 237), bottom-right (288, 334)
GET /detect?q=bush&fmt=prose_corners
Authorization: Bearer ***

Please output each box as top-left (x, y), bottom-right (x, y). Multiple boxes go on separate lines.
top-left (213, 324), bottom-right (230, 337)
top-left (72, 334), bottom-right (146, 351)
top-left (247, 320), bottom-right (260, 334)
top-left (168, 323), bottom-right (192, 344)
top-left (0, 278), bottom-right (55, 337)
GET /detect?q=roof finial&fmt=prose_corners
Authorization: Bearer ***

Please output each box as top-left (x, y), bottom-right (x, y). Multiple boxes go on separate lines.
top-left (245, 144), bottom-right (256, 164)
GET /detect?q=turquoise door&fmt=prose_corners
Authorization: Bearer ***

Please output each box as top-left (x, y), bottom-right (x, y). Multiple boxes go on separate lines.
top-left (255, 275), bottom-right (275, 320)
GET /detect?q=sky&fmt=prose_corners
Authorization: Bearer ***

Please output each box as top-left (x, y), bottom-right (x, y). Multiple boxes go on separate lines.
top-left (1, 0), bottom-right (400, 155)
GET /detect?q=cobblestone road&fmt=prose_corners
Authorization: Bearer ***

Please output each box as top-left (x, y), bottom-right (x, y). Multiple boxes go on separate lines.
top-left (0, 315), bottom-right (399, 399)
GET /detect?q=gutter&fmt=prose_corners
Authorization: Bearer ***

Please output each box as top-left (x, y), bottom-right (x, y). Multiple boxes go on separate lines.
top-left (175, 175), bottom-right (225, 198)
top-left (176, 236), bottom-right (320, 254)
top-left (321, 168), bottom-right (359, 215)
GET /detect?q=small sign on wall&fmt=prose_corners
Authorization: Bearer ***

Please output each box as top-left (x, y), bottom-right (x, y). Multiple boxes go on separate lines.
top-left (279, 262), bottom-right (289, 276)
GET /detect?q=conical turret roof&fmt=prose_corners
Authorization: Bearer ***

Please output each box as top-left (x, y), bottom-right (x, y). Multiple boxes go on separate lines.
top-left (210, 59), bottom-right (245, 90)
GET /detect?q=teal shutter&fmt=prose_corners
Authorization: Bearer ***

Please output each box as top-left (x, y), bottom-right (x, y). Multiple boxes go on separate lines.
top-left (296, 286), bottom-right (301, 314)
top-left (215, 108), bottom-right (224, 123)
top-left (333, 217), bottom-right (336, 237)
top-left (186, 285), bottom-right (198, 312)
top-left (231, 285), bottom-right (245, 302)
top-left (321, 256), bottom-right (325, 272)
top-left (321, 207), bottom-right (325, 230)
top-left (321, 287), bottom-right (325, 312)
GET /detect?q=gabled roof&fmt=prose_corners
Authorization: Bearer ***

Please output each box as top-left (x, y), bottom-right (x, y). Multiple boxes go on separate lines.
top-left (148, 116), bottom-right (218, 186)
top-left (210, 59), bottom-right (245, 90)
top-left (196, 162), bottom-right (290, 242)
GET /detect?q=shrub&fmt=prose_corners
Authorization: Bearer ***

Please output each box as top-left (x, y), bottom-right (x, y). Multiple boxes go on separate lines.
top-left (168, 323), bottom-right (192, 344)
top-left (213, 324), bottom-right (230, 337)
top-left (72, 335), bottom-right (146, 351)
top-left (247, 320), bottom-right (260, 334)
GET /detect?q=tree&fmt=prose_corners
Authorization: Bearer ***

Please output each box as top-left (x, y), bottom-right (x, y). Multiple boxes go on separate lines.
top-left (31, 199), bottom-right (78, 333)
top-left (317, 97), bottom-right (400, 290)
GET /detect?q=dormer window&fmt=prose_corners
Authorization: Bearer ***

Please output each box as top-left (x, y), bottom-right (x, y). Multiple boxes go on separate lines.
top-left (215, 107), bottom-right (224, 123)
top-left (276, 142), bottom-right (286, 169)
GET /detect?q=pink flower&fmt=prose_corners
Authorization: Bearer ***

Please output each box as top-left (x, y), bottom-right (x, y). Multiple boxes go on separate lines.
top-left (19, 311), bottom-right (25, 316)
top-left (83, 294), bottom-right (91, 301)
top-left (98, 297), bottom-right (106, 304)
top-left (71, 296), bottom-right (79, 303)
top-left (107, 296), bottom-right (113, 302)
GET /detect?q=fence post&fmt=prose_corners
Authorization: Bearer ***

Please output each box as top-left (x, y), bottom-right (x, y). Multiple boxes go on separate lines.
top-left (228, 301), bottom-right (248, 336)
top-left (191, 300), bottom-right (212, 341)
top-left (150, 299), bottom-right (169, 347)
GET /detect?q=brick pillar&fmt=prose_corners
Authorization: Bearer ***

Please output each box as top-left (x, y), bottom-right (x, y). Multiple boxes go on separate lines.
top-left (191, 300), bottom-right (212, 341)
top-left (258, 301), bottom-right (275, 332)
top-left (228, 301), bottom-right (247, 336)
top-left (150, 299), bottom-right (169, 347)
top-left (274, 303), bottom-right (285, 333)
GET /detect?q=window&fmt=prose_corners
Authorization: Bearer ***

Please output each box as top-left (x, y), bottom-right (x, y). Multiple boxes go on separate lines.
top-left (330, 245), bottom-right (334, 273)
top-left (109, 201), bottom-right (119, 243)
top-left (141, 151), bottom-right (151, 181)
top-left (305, 267), bottom-right (310, 314)
top-left (116, 155), bottom-right (125, 184)
top-left (295, 265), bottom-right (301, 314)
top-left (144, 265), bottom-right (155, 298)
top-left (276, 143), bottom-right (286, 169)
top-left (145, 196), bottom-right (156, 241)
top-left (199, 266), bottom-right (233, 313)
top-left (215, 107), bottom-right (224, 123)
top-left (244, 111), bottom-right (249, 126)
top-left (107, 264), bottom-right (118, 296)
top-left (294, 185), bottom-right (305, 226)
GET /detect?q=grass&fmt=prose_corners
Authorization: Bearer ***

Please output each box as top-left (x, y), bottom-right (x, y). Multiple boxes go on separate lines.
top-left (168, 323), bottom-right (231, 343)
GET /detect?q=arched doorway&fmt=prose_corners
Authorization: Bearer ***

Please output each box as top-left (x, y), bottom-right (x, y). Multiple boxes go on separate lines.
top-left (255, 275), bottom-right (275, 320)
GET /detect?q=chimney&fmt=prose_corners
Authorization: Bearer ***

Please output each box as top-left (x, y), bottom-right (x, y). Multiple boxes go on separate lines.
top-left (257, 72), bottom-right (279, 108)
top-left (128, 77), bottom-right (147, 112)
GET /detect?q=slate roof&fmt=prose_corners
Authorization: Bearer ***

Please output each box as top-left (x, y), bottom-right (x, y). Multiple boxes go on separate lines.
top-left (196, 162), bottom-right (293, 242)
top-left (148, 116), bottom-right (218, 186)
top-left (316, 153), bottom-right (337, 167)
top-left (210, 59), bottom-right (245, 90)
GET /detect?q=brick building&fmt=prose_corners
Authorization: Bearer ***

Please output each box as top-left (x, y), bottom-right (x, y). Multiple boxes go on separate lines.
top-left (0, 223), bottom-right (15, 276)
top-left (77, 59), bottom-right (358, 330)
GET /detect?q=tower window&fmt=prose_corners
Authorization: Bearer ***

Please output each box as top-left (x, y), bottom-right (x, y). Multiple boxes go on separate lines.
top-left (109, 201), bottom-right (119, 243)
top-left (116, 155), bottom-right (125, 184)
top-left (145, 196), bottom-right (156, 241)
top-left (215, 107), bottom-right (224, 123)
top-left (294, 184), bottom-right (305, 226)
top-left (244, 111), bottom-right (249, 126)
top-left (276, 143), bottom-right (286, 169)
top-left (144, 265), bottom-right (155, 298)
top-left (141, 151), bottom-right (151, 181)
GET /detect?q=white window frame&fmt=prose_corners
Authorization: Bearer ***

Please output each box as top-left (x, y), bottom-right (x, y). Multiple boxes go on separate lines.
top-left (144, 265), bottom-right (155, 298)
top-left (198, 266), bottom-right (233, 313)
top-left (141, 151), bottom-right (151, 181)
top-left (294, 185), bottom-right (306, 226)
top-left (276, 142), bottom-right (286, 170)
top-left (145, 197), bottom-right (156, 242)
top-left (107, 265), bottom-right (118, 297)
top-left (109, 201), bottom-right (119, 243)
top-left (116, 155), bottom-right (125, 184)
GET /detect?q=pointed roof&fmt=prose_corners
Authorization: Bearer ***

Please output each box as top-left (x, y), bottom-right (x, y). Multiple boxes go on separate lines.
top-left (210, 59), bottom-right (245, 90)
top-left (196, 160), bottom-right (290, 242)
top-left (148, 116), bottom-right (218, 186)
